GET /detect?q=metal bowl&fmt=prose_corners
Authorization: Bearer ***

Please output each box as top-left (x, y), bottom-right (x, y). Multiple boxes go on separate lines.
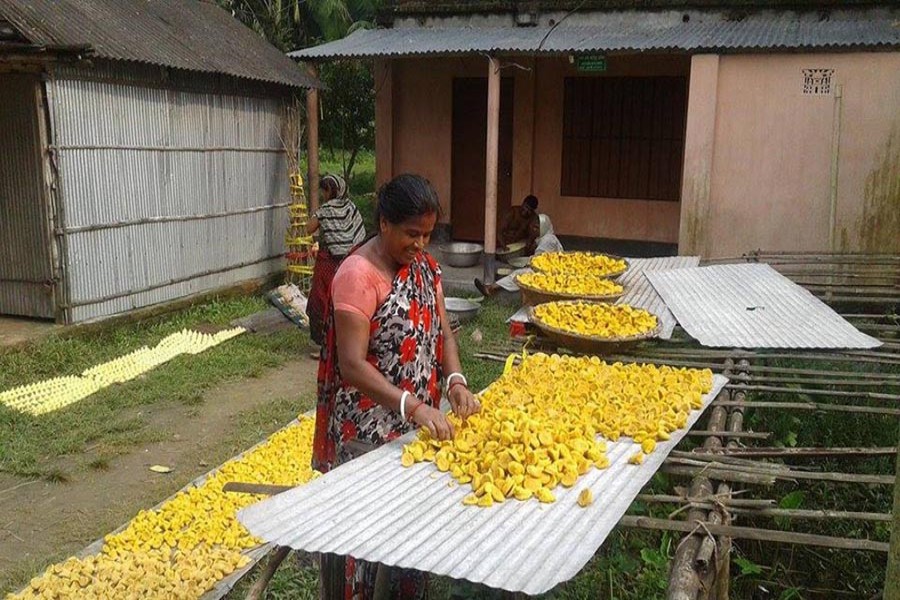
top-left (507, 256), bottom-right (531, 269)
top-left (444, 297), bottom-right (481, 324)
top-left (529, 301), bottom-right (661, 354)
top-left (440, 242), bottom-right (484, 268)
top-left (497, 241), bottom-right (526, 262)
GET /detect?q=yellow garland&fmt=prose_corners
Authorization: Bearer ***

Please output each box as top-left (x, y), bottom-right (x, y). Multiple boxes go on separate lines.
top-left (533, 302), bottom-right (658, 338)
top-left (0, 329), bottom-right (244, 416)
top-left (7, 416), bottom-right (318, 600)
top-left (516, 272), bottom-right (624, 297)
top-left (531, 252), bottom-right (627, 277)
top-left (402, 354), bottom-right (712, 507)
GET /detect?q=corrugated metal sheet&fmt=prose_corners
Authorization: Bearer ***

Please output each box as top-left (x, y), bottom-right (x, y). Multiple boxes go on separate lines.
top-left (46, 66), bottom-right (291, 323)
top-left (0, 0), bottom-right (316, 89)
top-left (616, 256), bottom-right (700, 339)
top-left (646, 263), bottom-right (882, 349)
top-left (0, 73), bottom-right (54, 319)
top-left (290, 10), bottom-right (900, 58)
top-left (239, 375), bottom-right (728, 596)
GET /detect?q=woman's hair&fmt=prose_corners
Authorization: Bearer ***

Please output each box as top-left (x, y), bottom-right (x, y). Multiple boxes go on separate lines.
top-left (376, 174), bottom-right (442, 225)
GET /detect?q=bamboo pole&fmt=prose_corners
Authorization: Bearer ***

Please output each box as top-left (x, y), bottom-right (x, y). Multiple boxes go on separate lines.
top-left (667, 479), bottom-right (713, 600)
top-left (643, 498), bottom-right (891, 523)
top-left (306, 64), bottom-right (320, 213)
top-left (688, 447), bottom-right (897, 459)
top-left (637, 494), bottom-right (776, 508)
top-left (664, 463), bottom-right (895, 485)
top-left (725, 384), bottom-right (900, 402)
top-left (620, 516), bottom-right (890, 553)
top-left (713, 400), bottom-right (900, 417)
top-left (686, 430), bottom-right (771, 439)
top-left (886, 424), bottom-right (900, 599)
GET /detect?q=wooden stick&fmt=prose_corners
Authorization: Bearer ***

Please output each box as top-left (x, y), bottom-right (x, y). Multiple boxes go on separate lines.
top-left (699, 446), bottom-right (897, 459)
top-left (223, 482), bottom-right (292, 496)
top-left (246, 546), bottom-right (291, 600)
top-left (686, 430), bottom-right (771, 439)
top-left (641, 498), bottom-right (891, 523)
top-left (732, 374), bottom-right (900, 388)
top-left (724, 384), bottom-right (900, 401)
top-left (662, 465), bottom-right (777, 486)
top-left (664, 463), bottom-right (895, 485)
top-left (620, 516), bottom-right (890, 552)
top-left (637, 494), bottom-right (776, 508)
top-left (713, 399), bottom-right (900, 416)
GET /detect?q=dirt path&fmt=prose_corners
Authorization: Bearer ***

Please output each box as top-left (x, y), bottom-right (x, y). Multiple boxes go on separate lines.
top-left (0, 358), bottom-right (317, 593)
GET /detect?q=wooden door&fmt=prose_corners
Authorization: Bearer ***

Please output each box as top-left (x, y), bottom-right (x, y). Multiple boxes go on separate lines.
top-left (451, 77), bottom-right (514, 242)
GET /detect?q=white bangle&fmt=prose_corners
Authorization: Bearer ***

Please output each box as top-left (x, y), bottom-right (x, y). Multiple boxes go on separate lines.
top-left (446, 372), bottom-right (467, 390)
top-left (399, 390), bottom-right (411, 420)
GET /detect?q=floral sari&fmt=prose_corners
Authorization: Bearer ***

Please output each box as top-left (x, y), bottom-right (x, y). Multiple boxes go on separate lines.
top-left (313, 250), bottom-right (444, 599)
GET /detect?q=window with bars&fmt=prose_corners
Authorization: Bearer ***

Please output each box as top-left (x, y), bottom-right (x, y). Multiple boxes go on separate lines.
top-left (561, 76), bottom-right (688, 201)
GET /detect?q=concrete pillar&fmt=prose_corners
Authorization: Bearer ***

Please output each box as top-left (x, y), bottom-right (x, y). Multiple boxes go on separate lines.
top-left (678, 54), bottom-right (720, 257)
top-left (484, 56), bottom-right (501, 284)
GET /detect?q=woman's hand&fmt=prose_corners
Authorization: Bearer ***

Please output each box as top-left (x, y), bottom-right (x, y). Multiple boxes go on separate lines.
top-left (412, 403), bottom-right (455, 441)
top-left (448, 385), bottom-right (480, 420)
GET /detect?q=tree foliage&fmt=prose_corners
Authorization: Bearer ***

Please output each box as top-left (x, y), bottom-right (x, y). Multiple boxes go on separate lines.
top-left (218, 0), bottom-right (379, 181)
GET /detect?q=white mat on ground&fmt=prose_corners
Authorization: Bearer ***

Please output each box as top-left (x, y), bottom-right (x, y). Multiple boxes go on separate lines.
top-left (508, 256), bottom-right (700, 340)
top-left (239, 375), bottom-right (727, 596)
top-left (646, 263), bottom-right (882, 349)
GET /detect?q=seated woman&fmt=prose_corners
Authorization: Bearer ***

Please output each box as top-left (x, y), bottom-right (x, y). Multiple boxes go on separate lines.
top-left (306, 173), bottom-right (367, 348)
top-left (475, 213), bottom-right (563, 297)
top-left (313, 173), bottom-right (480, 598)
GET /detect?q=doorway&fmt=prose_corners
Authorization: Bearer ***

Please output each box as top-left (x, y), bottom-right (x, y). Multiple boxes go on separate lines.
top-left (450, 77), bottom-right (515, 242)
top-left (0, 74), bottom-right (55, 318)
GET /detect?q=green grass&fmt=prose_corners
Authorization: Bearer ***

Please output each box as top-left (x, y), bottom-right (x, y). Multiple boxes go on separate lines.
top-left (0, 296), bottom-right (307, 478)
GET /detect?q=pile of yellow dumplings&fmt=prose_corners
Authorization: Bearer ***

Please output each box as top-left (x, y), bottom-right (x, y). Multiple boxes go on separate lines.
top-left (516, 272), bottom-right (624, 297)
top-left (402, 354), bottom-right (713, 507)
top-left (533, 301), bottom-right (658, 338)
top-left (8, 416), bottom-right (318, 600)
top-left (531, 252), bottom-right (627, 277)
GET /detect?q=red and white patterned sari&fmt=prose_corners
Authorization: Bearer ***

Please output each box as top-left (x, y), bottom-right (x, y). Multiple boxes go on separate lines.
top-left (312, 250), bottom-right (444, 599)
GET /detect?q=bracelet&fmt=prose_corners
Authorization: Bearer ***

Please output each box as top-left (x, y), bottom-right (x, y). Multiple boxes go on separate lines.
top-left (446, 372), bottom-right (467, 390)
top-left (449, 380), bottom-right (468, 394)
top-left (407, 400), bottom-right (424, 422)
top-left (399, 390), bottom-right (411, 420)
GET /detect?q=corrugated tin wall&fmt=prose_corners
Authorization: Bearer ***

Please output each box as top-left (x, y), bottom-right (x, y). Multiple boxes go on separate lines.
top-left (0, 73), bottom-right (55, 319)
top-left (45, 63), bottom-right (292, 323)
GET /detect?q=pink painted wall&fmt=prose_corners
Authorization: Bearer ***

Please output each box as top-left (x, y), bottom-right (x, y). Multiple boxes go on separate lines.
top-left (382, 55), bottom-right (689, 242)
top-left (530, 55), bottom-right (690, 243)
top-left (680, 52), bottom-right (900, 257)
top-left (381, 51), bottom-right (900, 254)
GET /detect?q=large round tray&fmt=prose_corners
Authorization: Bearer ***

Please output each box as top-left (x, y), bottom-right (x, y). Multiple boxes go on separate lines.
top-left (529, 252), bottom-right (630, 279)
top-left (530, 301), bottom-right (661, 354)
top-left (516, 275), bottom-right (625, 307)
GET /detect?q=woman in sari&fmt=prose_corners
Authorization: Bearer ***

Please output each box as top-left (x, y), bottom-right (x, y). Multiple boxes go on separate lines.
top-left (306, 173), bottom-right (367, 347)
top-left (313, 174), bottom-right (480, 599)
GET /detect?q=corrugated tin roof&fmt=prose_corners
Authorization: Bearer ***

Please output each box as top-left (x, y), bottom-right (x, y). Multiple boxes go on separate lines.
top-left (239, 375), bottom-right (729, 596)
top-left (291, 10), bottom-right (900, 58)
top-left (389, 0), bottom-right (883, 16)
top-left (0, 0), bottom-right (317, 88)
top-left (616, 256), bottom-right (700, 339)
top-left (645, 263), bottom-right (883, 348)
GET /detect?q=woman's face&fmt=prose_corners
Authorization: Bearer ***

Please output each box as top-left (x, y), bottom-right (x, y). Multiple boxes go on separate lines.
top-left (321, 182), bottom-right (337, 202)
top-left (380, 212), bottom-right (437, 265)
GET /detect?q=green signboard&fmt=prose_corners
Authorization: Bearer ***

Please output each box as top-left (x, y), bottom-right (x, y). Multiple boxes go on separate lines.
top-left (576, 55), bottom-right (607, 72)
